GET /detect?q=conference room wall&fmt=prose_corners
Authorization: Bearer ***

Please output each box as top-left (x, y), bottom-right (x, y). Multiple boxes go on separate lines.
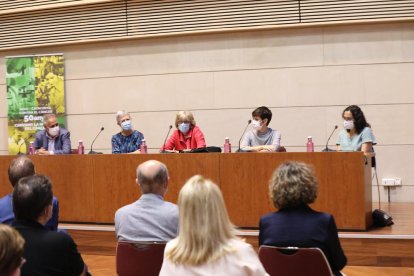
top-left (0, 21), bottom-right (413, 202)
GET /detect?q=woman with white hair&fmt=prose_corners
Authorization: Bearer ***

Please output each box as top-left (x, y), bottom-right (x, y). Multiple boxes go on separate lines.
top-left (111, 111), bottom-right (145, 154)
top-left (161, 111), bottom-right (206, 152)
top-left (159, 175), bottom-right (268, 276)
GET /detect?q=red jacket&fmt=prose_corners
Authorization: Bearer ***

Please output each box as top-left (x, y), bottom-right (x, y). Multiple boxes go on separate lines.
top-left (162, 126), bottom-right (206, 151)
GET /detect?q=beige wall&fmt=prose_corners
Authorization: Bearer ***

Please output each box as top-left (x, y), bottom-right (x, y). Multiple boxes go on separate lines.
top-left (1, 21), bottom-right (413, 202)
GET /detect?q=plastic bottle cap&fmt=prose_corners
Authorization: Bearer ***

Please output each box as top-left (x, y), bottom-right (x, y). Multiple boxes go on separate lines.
top-left (225, 137), bottom-right (229, 140)
top-left (307, 136), bottom-right (312, 139)
top-left (78, 140), bottom-right (83, 142)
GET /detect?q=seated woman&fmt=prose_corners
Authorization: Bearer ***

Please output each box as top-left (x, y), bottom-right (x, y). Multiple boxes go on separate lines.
top-left (0, 224), bottom-right (25, 276)
top-left (161, 111), bottom-right (206, 152)
top-left (259, 161), bottom-right (347, 276)
top-left (160, 175), bottom-right (268, 276)
top-left (112, 111), bottom-right (145, 154)
top-left (336, 105), bottom-right (376, 155)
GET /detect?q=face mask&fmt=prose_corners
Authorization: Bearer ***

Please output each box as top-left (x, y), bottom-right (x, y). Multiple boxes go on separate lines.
top-left (343, 120), bottom-right (354, 130)
top-left (178, 123), bottom-right (190, 134)
top-left (48, 126), bottom-right (59, 137)
top-left (121, 120), bottom-right (132, 131)
top-left (251, 120), bottom-right (262, 129)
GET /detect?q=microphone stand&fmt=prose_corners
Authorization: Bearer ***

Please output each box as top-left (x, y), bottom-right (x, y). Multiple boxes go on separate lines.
top-left (322, 125), bottom-right (338, 152)
top-left (238, 120), bottom-right (252, 152)
top-left (89, 127), bottom-right (104, 154)
top-left (161, 125), bottom-right (173, 153)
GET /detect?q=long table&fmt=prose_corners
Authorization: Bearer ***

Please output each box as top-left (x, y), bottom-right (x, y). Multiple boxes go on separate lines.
top-left (0, 152), bottom-right (372, 230)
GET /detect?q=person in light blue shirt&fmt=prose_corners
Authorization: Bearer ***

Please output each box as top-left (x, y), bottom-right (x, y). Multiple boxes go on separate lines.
top-left (336, 105), bottom-right (376, 153)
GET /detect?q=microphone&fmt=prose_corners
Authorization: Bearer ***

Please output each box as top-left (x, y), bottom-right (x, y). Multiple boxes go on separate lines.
top-left (161, 125), bottom-right (173, 153)
top-left (238, 120), bottom-right (252, 152)
top-left (88, 127), bottom-right (104, 154)
top-left (322, 125), bottom-right (338, 152)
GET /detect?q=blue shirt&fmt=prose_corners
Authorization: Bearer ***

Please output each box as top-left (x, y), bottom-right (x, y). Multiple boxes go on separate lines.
top-left (111, 130), bottom-right (144, 153)
top-left (0, 194), bottom-right (59, 231)
top-left (336, 127), bottom-right (376, 151)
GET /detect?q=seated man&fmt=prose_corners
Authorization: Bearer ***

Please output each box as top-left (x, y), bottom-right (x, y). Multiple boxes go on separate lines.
top-left (34, 113), bottom-right (71, 155)
top-left (0, 156), bottom-right (59, 231)
top-left (115, 160), bottom-right (179, 242)
top-left (12, 175), bottom-right (88, 276)
top-left (240, 106), bottom-right (281, 152)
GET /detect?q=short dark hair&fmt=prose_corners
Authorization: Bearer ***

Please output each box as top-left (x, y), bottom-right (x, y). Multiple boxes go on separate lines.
top-left (8, 156), bottom-right (35, 187)
top-left (342, 105), bottom-right (370, 134)
top-left (252, 106), bottom-right (272, 126)
top-left (13, 175), bottom-right (53, 221)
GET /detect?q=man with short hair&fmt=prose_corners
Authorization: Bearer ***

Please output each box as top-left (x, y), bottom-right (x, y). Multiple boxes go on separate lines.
top-left (34, 113), bottom-right (71, 155)
top-left (12, 175), bottom-right (88, 276)
top-left (115, 160), bottom-right (179, 242)
top-left (0, 156), bottom-right (59, 231)
top-left (240, 106), bottom-right (281, 152)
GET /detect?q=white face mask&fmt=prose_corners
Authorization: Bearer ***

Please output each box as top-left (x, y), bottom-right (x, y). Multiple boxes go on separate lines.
top-left (343, 120), bottom-right (354, 130)
top-left (251, 119), bottom-right (262, 129)
top-left (48, 126), bottom-right (59, 137)
top-left (121, 120), bottom-right (132, 131)
top-left (178, 123), bottom-right (190, 134)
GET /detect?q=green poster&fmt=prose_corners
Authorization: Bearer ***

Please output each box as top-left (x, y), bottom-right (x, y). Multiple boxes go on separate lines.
top-left (6, 54), bottom-right (66, 155)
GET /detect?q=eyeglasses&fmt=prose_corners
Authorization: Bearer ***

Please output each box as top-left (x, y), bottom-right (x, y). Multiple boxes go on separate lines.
top-left (49, 123), bottom-right (59, 128)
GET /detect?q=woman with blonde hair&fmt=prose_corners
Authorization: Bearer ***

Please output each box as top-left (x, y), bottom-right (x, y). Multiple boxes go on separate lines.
top-left (160, 175), bottom-right (268, 275)
top-left (259, 161), bottom-right (346, 276)
top-left (0, 224), bottom-right (25, 276)
top-left (161, 111), bottom-right (206, 152)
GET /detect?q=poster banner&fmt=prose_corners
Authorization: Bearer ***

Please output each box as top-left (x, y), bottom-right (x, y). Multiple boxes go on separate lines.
top-left (6, 54), bottom-right (66, 155)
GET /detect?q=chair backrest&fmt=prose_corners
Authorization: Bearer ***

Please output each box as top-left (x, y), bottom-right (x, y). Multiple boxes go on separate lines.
top-left (116, 241), bottom-right (166, 276)
top-left (258, 246), bottom-right (333, 276)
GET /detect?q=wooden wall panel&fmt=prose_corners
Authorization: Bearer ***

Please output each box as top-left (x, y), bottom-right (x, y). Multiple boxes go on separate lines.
top-left (0, 152), bottom-right (371, 230)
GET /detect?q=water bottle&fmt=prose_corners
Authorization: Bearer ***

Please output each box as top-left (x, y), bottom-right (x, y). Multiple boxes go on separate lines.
top-left (306, 136), bottom-right (314, 152)
top-left (140, 139), bottom-right (148, 154)
top-left (28, 141), bottom-right (35, 155)
top-left (224, 137), bottom-right (231, 153)
top-left (78, 140), bottom-right (84, 154)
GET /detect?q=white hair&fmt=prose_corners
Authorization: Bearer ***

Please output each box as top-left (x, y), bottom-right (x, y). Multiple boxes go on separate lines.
top-left (116, 110), bottom-right (130, 124)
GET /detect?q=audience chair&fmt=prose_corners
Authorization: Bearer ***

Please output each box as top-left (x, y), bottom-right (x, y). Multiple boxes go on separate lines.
top-left (258, 245), bottom-right (333, 276)
top-left (116, 241), bottom-right (166, 276)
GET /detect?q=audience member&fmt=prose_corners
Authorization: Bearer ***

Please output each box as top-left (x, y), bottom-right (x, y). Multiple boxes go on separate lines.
top-left (240, 106), bottom-right (281, 152)
top-left (0, 224), bottom-right (25, 276)
top-left (161, 111), bottom-right (206, 152)
top-left (336, 105), bottom-right (376, 154)
top-left (160, 175), bottom-right (268, 276)
top-left (112, 110), bottom-right (145, 154)
top-left (115, 160), bottom-right (178, 241)
top-left (34, 113), bottom-right (71, 155)
top-left (0, 156), bottom-right (59, 231)
top-left (259, 161), bottom-right (347, 276)
top-left (12, 175), bottom-right (88, 276)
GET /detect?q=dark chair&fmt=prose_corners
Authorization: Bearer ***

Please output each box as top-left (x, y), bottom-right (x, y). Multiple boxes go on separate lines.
top-left (116, 242), bottom-right (166, 276)
top-left (258, 245), bottom-right (333, 276)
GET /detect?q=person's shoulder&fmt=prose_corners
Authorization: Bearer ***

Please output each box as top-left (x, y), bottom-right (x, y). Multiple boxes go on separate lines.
top-left (0, 194), bottom-right (12, 204)
top-left (133, 130), bottom-right (144, 137)
top-left (35, 129), bottom-right (46, 137)
top-left (115, 202), bottom-right (135, 216)
top-left (361, 126), bottom-right (373, 134)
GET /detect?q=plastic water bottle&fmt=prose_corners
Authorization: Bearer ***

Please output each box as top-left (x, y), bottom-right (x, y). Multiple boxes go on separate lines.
top-left (28, 141), bottom-right (35, 155)
top-left (140, 139), bottom-right (148, 154)
top-left (224, 137), bottom-right (231, 153)
top-left (78, 140), bottom-right (84, 154)
top-left (306, 136), bottom-right (314, 152)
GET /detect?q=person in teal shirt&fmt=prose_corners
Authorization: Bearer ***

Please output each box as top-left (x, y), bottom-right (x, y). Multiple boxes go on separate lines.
top-left (336, 105), bottom-right (376, 154)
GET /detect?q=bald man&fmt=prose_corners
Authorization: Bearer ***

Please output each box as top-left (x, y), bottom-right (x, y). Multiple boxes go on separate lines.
top-left (114, 160), bottom-right (179, 242)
